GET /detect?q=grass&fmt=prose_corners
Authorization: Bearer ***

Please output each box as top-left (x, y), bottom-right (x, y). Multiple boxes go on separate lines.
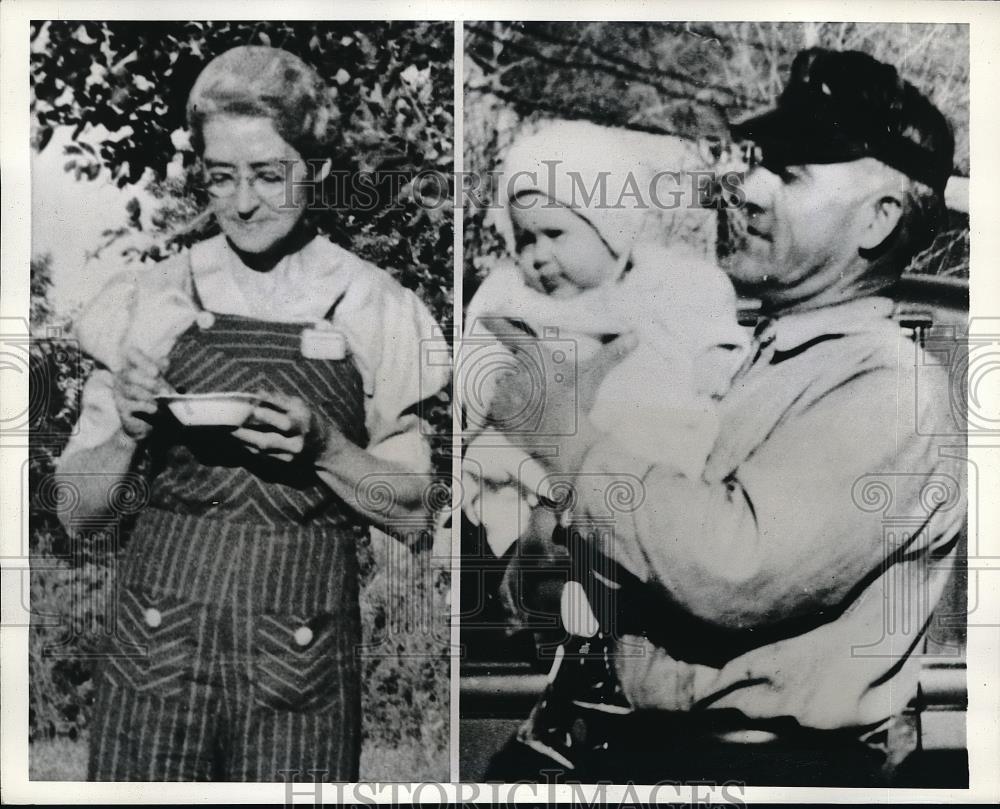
top-left (30, 735), bottom-right (448, 781)
top-left (29, 737), bottom-right (87, 781)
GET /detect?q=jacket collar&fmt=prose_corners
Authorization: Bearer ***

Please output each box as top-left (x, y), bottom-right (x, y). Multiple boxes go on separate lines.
top-left (762, 296), bottom-right (897, 353)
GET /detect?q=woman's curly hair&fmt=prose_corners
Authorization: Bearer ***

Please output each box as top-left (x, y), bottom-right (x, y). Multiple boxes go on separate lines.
top-left (186, 45), bottom-right (338, 161)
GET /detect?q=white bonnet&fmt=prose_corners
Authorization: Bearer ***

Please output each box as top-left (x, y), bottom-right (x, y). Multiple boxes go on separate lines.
top-left (495, 119), bottom-right (705, 259)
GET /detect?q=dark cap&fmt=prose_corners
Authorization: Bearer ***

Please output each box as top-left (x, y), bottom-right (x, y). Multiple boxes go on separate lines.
top-left (730, 48), bottom-right (954, 192)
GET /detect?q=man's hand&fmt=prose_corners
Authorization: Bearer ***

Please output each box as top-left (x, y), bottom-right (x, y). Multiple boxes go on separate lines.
top-left (488, 323), bottom-right (636, 474)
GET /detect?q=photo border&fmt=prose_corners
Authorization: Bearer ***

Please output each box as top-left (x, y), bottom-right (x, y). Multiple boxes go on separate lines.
top-left (3, 0), bottom-right (998, 804)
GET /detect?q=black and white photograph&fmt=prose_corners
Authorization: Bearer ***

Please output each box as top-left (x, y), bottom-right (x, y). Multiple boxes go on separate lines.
top-left (21, 20), bottom-right (453, 783)
top-left (459, 20), bottom-right (974, 788)
top-left (3, 2), bottom-right (1000, 805)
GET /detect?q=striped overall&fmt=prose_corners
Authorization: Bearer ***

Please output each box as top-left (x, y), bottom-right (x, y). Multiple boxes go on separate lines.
top-left (88, 285), bottom-right (369, 782)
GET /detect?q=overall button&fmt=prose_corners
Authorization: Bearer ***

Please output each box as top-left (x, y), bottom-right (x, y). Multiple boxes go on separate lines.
top-left (144, 607), bottom-right (162, 628)
top-left (196, 311), bottom-right (215, 330)
top-left (293, 626), bottom-right (314, 647)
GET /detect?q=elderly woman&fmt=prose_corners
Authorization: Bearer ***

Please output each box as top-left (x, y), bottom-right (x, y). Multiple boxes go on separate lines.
top-left (54, 46), bottom-right (448, 782)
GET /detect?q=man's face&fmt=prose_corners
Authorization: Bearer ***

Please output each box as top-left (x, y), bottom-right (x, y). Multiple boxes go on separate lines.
top-left (726, 159), bottom-right (883, 306)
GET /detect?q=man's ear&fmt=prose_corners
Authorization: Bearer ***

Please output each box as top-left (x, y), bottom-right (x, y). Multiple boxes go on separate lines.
top-left (858, 191), bottom-right (904, 250)
top-left (314, 158), bottom-right (332, 183)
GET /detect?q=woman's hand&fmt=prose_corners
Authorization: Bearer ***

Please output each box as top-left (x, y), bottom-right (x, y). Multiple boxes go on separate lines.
top-left (232, 392), bottom-right (350, 463)
top-left (113, 346), bottom-right (171, 441)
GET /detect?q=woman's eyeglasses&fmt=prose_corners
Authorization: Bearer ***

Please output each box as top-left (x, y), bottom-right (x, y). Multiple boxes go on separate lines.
top-left (204, 166), bottom-right (290, 202)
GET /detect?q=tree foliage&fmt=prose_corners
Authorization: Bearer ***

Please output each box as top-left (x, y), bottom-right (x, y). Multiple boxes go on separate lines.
top-left (465, 22), bottom-right (968, 166)
top-left (30, 254), bottom-right (56, 333)
top-left (464, 21), bottom-right (971, 296)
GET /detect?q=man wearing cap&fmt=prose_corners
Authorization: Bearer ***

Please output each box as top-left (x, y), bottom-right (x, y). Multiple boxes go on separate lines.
top-left (488, 48), bottom-right (966, 786)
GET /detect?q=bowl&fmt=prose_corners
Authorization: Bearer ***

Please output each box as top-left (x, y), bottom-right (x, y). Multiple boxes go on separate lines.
top-left (158, 392), bottom-right (260, 427)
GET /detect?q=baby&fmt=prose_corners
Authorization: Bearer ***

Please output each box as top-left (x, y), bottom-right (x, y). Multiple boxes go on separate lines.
top-left (461, 120), bottom-right (750, 767)
top-left (464, 120), bottom-right (749, 555)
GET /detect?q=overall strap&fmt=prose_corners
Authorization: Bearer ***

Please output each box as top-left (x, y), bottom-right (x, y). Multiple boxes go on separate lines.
top-left (186, 250), bottom-right (206, 312)
top-left (321, 290), bottom-right (349, 323)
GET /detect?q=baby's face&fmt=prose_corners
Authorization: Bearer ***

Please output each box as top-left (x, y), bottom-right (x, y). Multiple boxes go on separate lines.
top-left (509, 196), bottom-right (619, 298)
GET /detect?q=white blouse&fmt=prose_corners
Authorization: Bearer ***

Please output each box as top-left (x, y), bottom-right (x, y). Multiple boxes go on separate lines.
top-left (60, 234), bottom-right (449, 474)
